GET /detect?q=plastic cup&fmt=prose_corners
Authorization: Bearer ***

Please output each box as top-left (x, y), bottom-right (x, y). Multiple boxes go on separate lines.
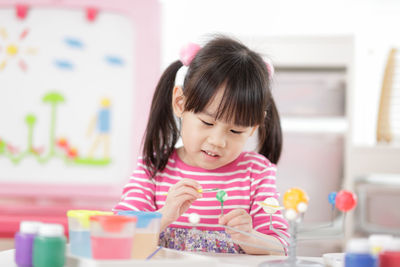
top-left (67, 210), bottom-right (113, 258)
top-left (89, 215), bottom-right (137, 260)
top-left (117, 210), bottom-right (162, 259)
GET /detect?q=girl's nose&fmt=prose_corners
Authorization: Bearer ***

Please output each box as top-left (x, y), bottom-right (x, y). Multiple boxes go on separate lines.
top-left (207, 128), bottom-right (226, 148)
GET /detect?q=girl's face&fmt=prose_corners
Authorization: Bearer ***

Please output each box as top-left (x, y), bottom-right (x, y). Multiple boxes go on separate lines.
top-left (173, 86), bottom-right (257, 170)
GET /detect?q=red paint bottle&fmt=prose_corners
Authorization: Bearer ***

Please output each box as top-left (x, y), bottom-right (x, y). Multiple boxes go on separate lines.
top-left (379, 239), bottom-right (400, 267)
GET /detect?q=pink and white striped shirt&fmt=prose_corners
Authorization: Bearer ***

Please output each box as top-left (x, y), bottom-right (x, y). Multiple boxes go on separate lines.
top-left (114, 149), bottom-right (288, 243)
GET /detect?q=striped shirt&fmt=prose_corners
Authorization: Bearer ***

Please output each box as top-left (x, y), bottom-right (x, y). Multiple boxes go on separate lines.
top-left (114, 149), bottom-right (289, 246)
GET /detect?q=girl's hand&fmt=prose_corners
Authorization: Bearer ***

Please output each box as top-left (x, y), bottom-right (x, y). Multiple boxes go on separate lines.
top-left (219, 209), bottom-right (253, 242)
top-left (159, 178), bottom-right (202, 227)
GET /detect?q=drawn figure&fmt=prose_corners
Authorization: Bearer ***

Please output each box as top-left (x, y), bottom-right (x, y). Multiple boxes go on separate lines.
top-left (87, 98), bottom-right (111, 159)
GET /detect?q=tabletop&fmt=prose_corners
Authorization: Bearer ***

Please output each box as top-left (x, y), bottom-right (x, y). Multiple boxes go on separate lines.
top-left (0, 247), bottom-right (325, 267)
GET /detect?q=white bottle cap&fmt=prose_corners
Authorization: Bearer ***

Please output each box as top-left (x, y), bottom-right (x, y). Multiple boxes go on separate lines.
top-left (386, 238), bottom-right (400, 251)
top-left (346, 238), bottom-right (370, 254)
top-left (369, 234), bottom-right (393, 245)
top-left (38, 223), bottom-right (65, 237)
top-left (20, 221), bottom-right (42, 234)
top-left (369, 234), bottom-right (393, 254)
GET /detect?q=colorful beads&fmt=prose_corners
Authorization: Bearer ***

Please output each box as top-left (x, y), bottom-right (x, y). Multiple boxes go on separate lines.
top-left (283, 187), bottom-right (309, 212)
top-left (336, 190), bottom-right (357, 212)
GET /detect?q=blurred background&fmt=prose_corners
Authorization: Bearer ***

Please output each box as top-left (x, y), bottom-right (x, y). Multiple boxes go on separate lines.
top-left (1, 0), bottom-right (400, 256)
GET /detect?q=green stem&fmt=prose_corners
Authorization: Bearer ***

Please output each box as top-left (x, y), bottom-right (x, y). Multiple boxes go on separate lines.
top-left (27, 125), bottom-right (33, 152)
top-left (48, 103), bottom-right (57, 157)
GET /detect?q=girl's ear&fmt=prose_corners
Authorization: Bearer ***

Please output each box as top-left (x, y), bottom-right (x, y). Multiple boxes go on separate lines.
top-left (248, 111), bottom-right (264, 136)
top-left (249, 125), bottom-right (259, 137)
top-left (172, 86), bottom-right (185, 117)
top-left (249, 111), bottom-right (264, 136)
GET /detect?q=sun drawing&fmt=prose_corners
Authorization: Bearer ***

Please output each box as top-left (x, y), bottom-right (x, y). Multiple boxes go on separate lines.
top-left (0, 27), bottom-right (37, 72)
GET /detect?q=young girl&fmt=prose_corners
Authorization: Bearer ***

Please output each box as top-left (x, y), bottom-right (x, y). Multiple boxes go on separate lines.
top-left (114, 36), bottom-right (288, 255)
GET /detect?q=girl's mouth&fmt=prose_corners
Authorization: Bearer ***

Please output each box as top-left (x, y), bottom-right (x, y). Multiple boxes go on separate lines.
top-left (202, 150), bottom-right (219, 157)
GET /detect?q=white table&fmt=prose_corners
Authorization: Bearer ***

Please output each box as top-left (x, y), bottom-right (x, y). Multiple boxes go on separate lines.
top-left (0, 248), bottom-right (325, 267)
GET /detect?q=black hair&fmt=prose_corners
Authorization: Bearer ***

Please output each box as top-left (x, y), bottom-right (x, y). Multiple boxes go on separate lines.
top-left (143, 36), bottom-right (282, 177)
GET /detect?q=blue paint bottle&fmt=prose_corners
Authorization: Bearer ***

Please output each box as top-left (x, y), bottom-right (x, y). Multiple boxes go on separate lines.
top-left (345, 238), bottom-right (377, 267)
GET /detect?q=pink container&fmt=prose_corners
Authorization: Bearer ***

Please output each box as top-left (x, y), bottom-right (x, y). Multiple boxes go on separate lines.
top-left (89, 215), bottom-right (137, 260)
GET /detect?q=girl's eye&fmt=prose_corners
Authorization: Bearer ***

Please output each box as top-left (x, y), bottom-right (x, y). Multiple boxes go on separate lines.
top-left (201, 119), bottom-right (213, 126)
top-left (230, 129), bottom-right (243, 134)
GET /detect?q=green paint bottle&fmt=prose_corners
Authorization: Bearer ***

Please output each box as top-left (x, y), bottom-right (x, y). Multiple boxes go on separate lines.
top-left (33, 223), bottom-right (66, 267)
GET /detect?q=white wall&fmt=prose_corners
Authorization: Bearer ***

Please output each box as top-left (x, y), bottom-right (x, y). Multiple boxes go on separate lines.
top-left (160, 0), bottom-right (400, 145)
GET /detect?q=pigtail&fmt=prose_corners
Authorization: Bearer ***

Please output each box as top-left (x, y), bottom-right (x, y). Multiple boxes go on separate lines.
top-left (143, 60), bottom-right (183, 178)
top-left (258, 97), bottom-right (282, 164)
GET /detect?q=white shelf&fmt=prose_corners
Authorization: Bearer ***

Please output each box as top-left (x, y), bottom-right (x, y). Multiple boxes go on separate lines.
top-left (244, 35), bottom-right (355, 251)
top-left (281, 117), bottom-right (348, 134)
top-left (350, 145), bottom-right (400, 176)
top-left (246, 35), bottom-right (353, 67)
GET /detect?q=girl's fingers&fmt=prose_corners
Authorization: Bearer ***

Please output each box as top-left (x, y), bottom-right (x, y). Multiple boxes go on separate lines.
top-left (174, 194), bottom-right (198, 214)
top-left (169, 179), bottom-right (202, 197)
top-left (226, 214), bottom-right (251, 228)
top-left (219, 209), bottom-right (253, 238)
top-left (219, 209), bottom-right (248, 225)
top-left (174, 178), bottom-right (202, 191)
top-left (175, 192), bottom-right (199, 204)
top-left (170, 186), bottom-right (202, 199)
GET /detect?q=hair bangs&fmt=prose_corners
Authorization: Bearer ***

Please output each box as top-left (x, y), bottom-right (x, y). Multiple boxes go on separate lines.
top-left (184, 59), bottom-right (266, 127)
top-left (183, 36), bottom-right (269, 127)
top-left (183, 60), bottom-right (228, 116)
top-left (215, 75), bottom-right (266, 127)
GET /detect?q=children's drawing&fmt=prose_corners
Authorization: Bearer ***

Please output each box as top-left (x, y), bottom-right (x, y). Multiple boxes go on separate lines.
top-left (87, 98), bottom-right (111, 160)
top-left (105, 55), bottom-right (124, 66)
top-left (0, 27), bottom-right (37, 71)
top-left (0, 5), bottom-right (153, 187)
top-left (53, 36), bottom-right (84, 71)
top-left (64, 37), bottom-right (84, 49)
top-left (54, 59), bottom-right (74, 70)
top-left (0, 92), bottom-right (112, 166)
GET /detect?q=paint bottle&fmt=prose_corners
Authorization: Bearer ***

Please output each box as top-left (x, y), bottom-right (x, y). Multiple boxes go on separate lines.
top-left (67, 210), bottom-right (113, 258)
top-left (32, 223), bottom-right (66, 267)
top-left (14, 221), bottom-right (41, 267)
top-left (90, 215), bottom-right (137, 259)
top-left (379, 238), bottom-right (400, 267)
top-left (369, 234), bottom-right (393, 255)
top-left (345, 238), bottom-right (377, 267)
top-left (117, 210), bottom-right (162, 259)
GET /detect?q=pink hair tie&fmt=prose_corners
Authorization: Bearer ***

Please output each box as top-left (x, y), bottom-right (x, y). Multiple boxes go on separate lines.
top-left (179, 43), bottom-right (201, 66)
top-left (264, 58), bottom-right (274, 78)
top-left (175, 43), bottom-right (201, 87)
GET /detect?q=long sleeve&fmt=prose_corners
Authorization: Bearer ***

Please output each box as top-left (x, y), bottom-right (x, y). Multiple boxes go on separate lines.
top-left (248, 154), bottom-right (289, 247)
top-left (114, 159), bottom-right (157, 212)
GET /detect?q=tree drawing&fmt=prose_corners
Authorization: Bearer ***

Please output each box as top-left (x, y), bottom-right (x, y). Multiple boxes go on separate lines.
top-left (25, 114), bottom-right (36, 153)
top-left (42, 92), bottom-right (64, 158)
